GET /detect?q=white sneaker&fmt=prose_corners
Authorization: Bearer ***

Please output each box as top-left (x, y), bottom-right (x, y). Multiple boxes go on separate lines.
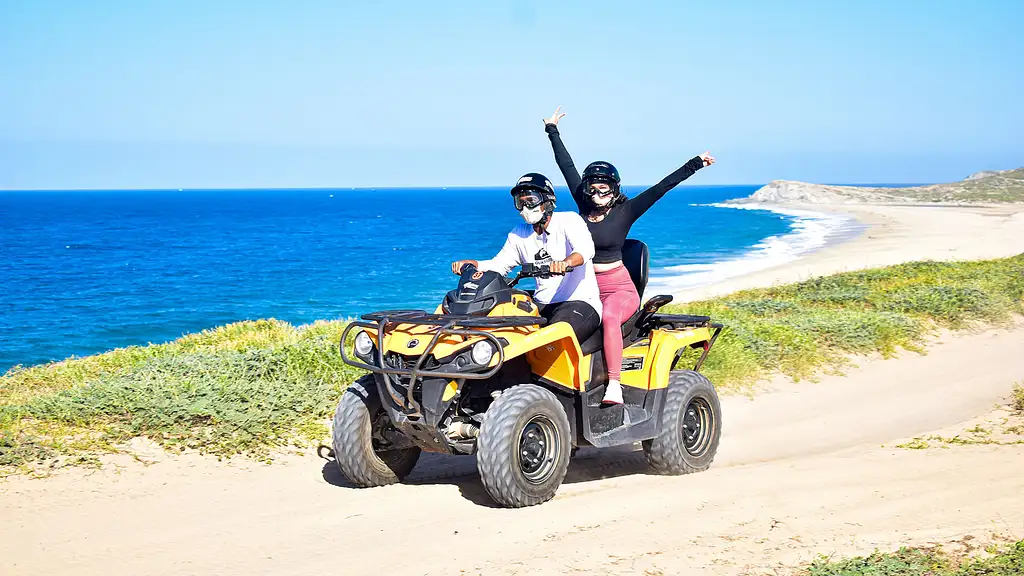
top-left (602, 379), bottom-right (624, 405)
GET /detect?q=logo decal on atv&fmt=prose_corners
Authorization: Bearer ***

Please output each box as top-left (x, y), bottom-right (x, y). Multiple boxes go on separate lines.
top-left (407, 339), bottom-right (420, 348)
top-left (621, 356), bottom-right (644, 371)
top-left (471, 271), bottom-right (483, 280)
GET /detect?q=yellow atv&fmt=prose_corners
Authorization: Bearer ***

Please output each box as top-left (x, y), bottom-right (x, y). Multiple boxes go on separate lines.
top-left (334, 239), bottom-right (723, 508)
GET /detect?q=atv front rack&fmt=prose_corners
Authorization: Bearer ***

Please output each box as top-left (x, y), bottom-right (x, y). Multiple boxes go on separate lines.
top-left (360, 309), bottom-right (546, 328)
top-left (339, 310), bottom-right (547, 417)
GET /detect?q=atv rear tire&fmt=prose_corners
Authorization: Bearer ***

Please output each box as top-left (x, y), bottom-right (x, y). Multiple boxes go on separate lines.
top-left (643, 370), bottom-right (721, 475)
top-left (332, 374), bottom-right (420, 487)
top-left (476, 384), bottom-right (572, 508)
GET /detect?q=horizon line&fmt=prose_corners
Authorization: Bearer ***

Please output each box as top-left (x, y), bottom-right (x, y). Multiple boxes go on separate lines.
top-left (0, 181), bottom-right (939, 193)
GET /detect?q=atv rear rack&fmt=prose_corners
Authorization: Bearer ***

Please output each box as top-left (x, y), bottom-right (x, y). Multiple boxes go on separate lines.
top-left (339, 310), bottom-right (547, 418)
top-left (646, 313), bottom-right (724, 372)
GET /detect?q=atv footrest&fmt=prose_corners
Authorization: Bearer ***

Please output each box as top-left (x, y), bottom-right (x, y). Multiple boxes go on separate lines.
top-left (589, 404), bottom-right (652, 435)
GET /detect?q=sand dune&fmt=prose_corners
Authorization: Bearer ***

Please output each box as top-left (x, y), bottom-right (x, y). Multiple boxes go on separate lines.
top-left (2, 320), bottom-right (1022, 575)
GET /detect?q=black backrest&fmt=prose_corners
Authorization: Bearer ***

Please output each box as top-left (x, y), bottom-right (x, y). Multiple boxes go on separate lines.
top-left (621, 238), bottom-right (649, 298)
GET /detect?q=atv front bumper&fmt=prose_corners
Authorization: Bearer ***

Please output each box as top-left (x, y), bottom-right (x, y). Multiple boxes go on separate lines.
top-left (339, 310), bottom-right (544, 419)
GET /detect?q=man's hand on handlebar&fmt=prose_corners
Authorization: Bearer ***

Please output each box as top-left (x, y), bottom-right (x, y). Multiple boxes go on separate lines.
top-left (522, 260), bottom-right (574, 277)
top-left (548, 259), bottom-right (573, 275)
top-left (551, 252), bottom-right (583, 275)
top-left (450, 260), bottom-right (478, 275)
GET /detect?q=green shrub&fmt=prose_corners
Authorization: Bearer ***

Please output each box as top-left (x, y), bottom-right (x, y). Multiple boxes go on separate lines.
top-left (1012, 383), bottom-right (1024, 413)
top-left (801, 540), bottom-right (1024, 576)
top-left (1, 319), bottom-right (364, 472)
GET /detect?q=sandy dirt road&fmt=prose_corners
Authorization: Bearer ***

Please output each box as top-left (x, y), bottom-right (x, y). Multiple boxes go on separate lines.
top-left (3, 323), bottom-right (1024, 576)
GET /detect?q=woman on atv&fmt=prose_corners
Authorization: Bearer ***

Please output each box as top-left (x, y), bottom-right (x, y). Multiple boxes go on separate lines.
top-left (541, 106), bottom-right (715, 405)
top-left (451, 172), bottom-right (603, 347)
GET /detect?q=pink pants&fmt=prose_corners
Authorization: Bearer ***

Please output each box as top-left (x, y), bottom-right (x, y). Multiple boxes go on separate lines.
top-left (596, 265), bottom-right (641, 381)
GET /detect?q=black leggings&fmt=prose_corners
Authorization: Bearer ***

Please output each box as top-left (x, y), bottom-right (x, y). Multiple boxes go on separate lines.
top-left (538, 300), bottom-right (600, 345)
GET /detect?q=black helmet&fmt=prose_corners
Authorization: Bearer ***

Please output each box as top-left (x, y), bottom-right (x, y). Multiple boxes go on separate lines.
top-left (510, 172), bottom-right (557, 210)
top-left (581, 161), bottom-right (624, 210)
top-left (581, 161), bottom-right (620, 190)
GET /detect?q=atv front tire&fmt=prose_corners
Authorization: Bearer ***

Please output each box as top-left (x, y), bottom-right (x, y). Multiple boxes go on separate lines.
top-left (643, 370), bottom-right (721, 475)
top-left (476, 384), bottom-right (572, 508)
top-left (332, 374), bottom-right (420, 487)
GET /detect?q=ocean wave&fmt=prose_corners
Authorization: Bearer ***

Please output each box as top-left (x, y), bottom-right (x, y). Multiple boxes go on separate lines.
top-left (645, 203), bottom-right (862, 292)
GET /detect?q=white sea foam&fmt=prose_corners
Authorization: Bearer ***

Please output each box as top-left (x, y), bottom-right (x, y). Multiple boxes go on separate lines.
top-left (645, 203), bottom-right (863, 293)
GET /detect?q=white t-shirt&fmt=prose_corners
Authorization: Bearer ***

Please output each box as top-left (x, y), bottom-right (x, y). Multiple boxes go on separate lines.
top-left (477, 212), bottom-right (603, 320)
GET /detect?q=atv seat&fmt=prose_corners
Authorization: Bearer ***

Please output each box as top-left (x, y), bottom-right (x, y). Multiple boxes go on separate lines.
top-left (579, 239), bottom-right (660, 355)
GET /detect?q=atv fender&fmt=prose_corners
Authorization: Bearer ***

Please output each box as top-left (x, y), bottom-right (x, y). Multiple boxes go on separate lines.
top-left (646, 327), bottom-right (714, 390)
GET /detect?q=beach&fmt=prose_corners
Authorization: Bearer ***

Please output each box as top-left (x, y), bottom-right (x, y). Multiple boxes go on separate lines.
top-left (668, 202), bottom-right (1024, 303)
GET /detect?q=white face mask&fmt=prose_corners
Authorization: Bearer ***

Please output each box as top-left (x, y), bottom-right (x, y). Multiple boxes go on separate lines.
top-left (591, 193), bottom-right (613, 206)
top-left (520, 205), bottom-right (545, 224)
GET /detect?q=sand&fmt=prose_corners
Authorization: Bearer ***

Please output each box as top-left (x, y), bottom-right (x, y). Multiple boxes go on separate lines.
top-left (3, 202), bottom-right (1024, 575)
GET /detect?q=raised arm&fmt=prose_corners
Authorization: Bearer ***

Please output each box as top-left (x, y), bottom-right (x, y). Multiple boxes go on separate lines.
top-left (628, 152), bottom-right (714, 219)
top-left (542, 107), bottom-right (585, 207)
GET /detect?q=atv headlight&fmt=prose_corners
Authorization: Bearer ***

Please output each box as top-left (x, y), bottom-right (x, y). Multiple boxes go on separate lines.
top-left (471, 340), bottom-right (495, 365)
top-left (354, 331), bottom-right (373, 356)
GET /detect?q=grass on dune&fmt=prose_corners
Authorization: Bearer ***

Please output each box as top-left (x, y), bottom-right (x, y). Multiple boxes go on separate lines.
top-left (2, 254), bottom-right (1023, 474)
top-left (1, 319), bottom-right (365, 474)
top-left (799, 539), bottom-right (1024, 576)
top-left (671, 255), bottom-right (1024, 389)
top-left (1012, 382), bottom-right (1024, 413)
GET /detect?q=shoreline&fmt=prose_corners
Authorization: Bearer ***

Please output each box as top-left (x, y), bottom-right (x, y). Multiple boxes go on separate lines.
top-left (646, 202), bottom-right (867, 296)
top-left (665, 201), bottom-right (1024, 303)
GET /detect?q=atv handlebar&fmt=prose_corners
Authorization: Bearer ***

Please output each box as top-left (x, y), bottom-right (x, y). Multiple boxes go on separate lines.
top-left (509, 262), bottom-right (573, 287)
top-left (456, 261), bottom-right (574, 287)
top-left (519, 262), bottom-right (574, 277)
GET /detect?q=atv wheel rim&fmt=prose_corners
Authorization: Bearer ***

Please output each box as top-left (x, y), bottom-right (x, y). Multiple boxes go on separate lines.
top-left (518, 415), bottom-right (560, 484)
top-left (370, 411), bottom-right (397, 454)
top-left (681, 397), bottom-right (714, 457)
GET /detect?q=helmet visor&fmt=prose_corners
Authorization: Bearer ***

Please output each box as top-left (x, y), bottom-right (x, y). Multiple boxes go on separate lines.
top-left (513, 189), bottom-right (545, 211)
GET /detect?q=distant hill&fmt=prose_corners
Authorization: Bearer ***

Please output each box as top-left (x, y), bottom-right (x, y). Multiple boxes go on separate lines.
top-left (735, 168), bottom-right (1024, 205)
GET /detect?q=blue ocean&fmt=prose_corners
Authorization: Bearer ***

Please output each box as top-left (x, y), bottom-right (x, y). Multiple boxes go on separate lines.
top-left (0, 186), bottom-right (859, 372)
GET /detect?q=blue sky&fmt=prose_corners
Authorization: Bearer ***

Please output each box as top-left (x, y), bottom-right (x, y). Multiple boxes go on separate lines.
top-left (1, 0), bottom-right (1022, 189)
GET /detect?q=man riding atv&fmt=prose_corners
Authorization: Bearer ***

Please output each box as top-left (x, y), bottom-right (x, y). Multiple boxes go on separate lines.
top-left (332, 171), bottom-right (724, 509)
top-left (451, 172), bottom-right (603, 345)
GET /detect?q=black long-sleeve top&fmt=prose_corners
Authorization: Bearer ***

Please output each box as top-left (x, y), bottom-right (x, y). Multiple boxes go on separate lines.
top-left (544, 123), bottom-right (706, 264)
